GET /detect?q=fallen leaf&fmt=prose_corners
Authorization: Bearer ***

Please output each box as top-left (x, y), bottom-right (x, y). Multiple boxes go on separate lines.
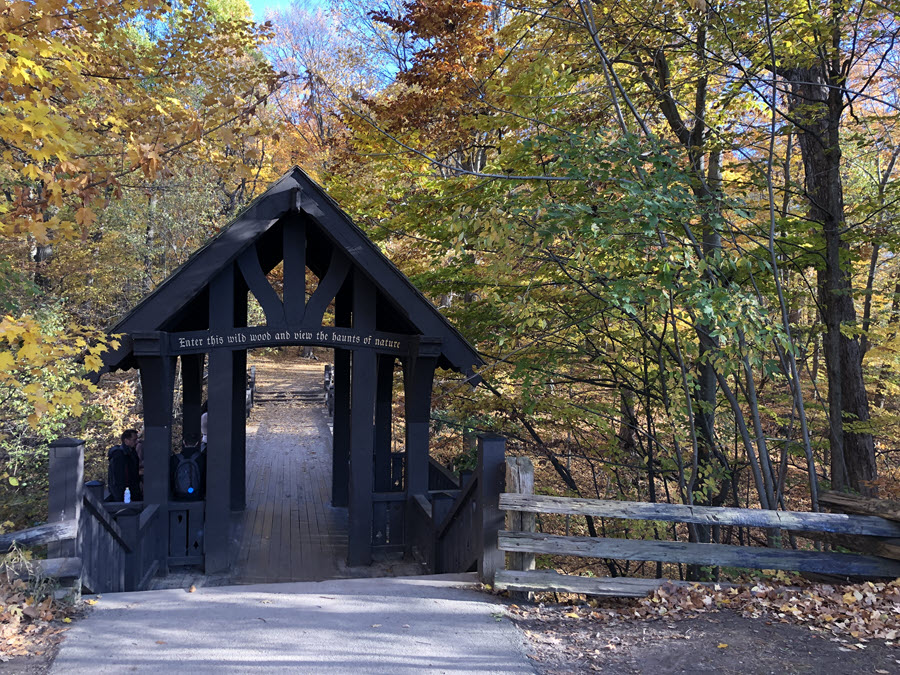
top-left (717, 643), bottom-right (728, 649)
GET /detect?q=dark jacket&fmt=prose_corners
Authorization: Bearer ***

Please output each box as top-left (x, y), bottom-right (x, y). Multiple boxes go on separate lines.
top-left (107, 444), bottom-right (142, 502)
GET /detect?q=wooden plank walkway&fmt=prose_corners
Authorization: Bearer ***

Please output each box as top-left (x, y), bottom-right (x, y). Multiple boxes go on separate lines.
top-left (151, 359), bottom-right (424, 590)
top-left (232, 364), bottom-right (348, 584)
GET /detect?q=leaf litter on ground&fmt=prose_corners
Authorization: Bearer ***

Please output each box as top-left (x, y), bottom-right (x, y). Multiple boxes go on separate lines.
top-left (506, 577), bottom-right (900, 646)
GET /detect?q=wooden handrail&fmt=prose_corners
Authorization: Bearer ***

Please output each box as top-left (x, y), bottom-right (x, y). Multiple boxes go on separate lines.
top-left (0, 520), bottom-right (77, 550)
top-left (435, 468), bottom-right (478, 539)
top-left (82, 490), bottom-right (131, 552)
top-left (138, 503), bottom-right (159, 530)
top-left (499, 494), bottom-right (900, 538)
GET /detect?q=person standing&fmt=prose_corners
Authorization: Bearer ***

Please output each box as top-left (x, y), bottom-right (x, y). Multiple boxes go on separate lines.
top-left (200, 401), bottom-right (208, 451)
top-left (107, 429), bottom-right (142, 502)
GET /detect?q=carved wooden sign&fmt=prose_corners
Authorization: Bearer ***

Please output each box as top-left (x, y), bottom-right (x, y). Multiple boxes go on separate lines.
top-left (168, 326), bottom-right (408, 355)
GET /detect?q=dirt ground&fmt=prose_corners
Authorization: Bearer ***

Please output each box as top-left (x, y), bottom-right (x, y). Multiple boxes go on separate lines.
top-left (512, 603), bottom-right (900, 674)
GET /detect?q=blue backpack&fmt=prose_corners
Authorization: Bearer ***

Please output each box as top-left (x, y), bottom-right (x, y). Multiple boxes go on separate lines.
top-left (173, 452), bottom-right (202, 499)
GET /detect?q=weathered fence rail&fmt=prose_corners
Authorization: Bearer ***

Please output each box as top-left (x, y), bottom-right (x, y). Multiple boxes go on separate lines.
top-left (494, 460), bottom-right (900, 597)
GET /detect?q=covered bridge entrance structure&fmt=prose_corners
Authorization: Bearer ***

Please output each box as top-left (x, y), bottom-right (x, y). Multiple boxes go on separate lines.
top-left (101, 167), bottom-right (484, 575)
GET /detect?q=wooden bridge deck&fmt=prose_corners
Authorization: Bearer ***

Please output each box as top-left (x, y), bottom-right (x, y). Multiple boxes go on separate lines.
top-left (232, 365), bottom-right (347, 584)
top-left (151, 359), bottom-right (424, 590)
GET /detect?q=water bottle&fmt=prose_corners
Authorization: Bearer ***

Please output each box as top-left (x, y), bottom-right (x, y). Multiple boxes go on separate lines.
top-left (124, 487), bottom-right (131, 503)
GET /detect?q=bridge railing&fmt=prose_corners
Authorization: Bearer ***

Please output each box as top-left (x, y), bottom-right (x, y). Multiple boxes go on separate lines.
top-left (406, 435), bottom-right (506, 583)
top-left (0, 438), bottom-right (162, 596)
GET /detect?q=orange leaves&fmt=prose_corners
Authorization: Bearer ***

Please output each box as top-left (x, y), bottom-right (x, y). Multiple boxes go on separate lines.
top-left (633, 580), bottom-right (900, 643)
top-left (74, 206), bottom-right (95, 228)
top-left (0, 572), bottom-right (77, 659)
top-left (127, 141), bottom-right (165, 180)
top-left (0, 0), bottom-right (282, 244)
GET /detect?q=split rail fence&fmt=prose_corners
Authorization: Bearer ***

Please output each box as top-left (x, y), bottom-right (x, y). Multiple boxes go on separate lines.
top-left (493, 457), bottom-right (900, 597)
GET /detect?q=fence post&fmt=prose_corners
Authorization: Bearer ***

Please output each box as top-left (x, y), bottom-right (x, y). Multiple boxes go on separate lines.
top-left (47, 438), bottom-right (84, 560)
top-left (505, 457), bottom-right (535, 571)
top-left (476, 434), bottom-right (506, 585)
top-left (505, 456), bottom-right (535, 600)
top-left (115, 510), bottom-right (141, 591)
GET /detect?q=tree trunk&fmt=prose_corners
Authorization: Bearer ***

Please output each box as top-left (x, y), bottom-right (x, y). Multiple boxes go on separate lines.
top-left (788, 64), bottom-right (877, 494)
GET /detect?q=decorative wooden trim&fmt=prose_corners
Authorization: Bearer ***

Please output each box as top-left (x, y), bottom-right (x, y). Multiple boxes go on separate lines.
top-left (167, 326), bottom-right (409, 355)
top-left (303, 248), bottom-right (351, 328)
top-left (238, 246), bottom-right (285, 327)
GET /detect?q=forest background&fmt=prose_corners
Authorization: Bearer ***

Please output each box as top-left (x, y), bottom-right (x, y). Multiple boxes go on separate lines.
top-left (2, 0), bottom-right (900, 577)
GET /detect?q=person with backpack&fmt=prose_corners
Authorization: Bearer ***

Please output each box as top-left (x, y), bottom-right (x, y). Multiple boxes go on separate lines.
top-left (171, 432), bottom-right (205, 501)
top-left (107, 429), bottom-right (142, 502)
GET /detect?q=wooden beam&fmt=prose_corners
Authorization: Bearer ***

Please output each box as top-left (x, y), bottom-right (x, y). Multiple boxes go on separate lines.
top-left (476, 435), bottom-right (506, 585)
top-left (348, 271), bottom-right (376, 566)
top-left (374, 356), bottom-right (395, 492)
top-left (820, 491), bottom-right (900, 522)
top-left (231, 347), bottom-right (247, 510)
top-left (498, 531), bottom-right (900, 577)
top-left (206, 263), bottom-right (236, 573)
top-left (238, 245), bottom-right (285, 327)
top-left (505, 457), bottom-right (536, 581)
top-left (303, 248), bottom-right (351, 328)
top-left (282, 216), bottom-right (306, 323)
top-left (403, 338), bottom-right (440, 497)
top-left (138, 354), bottom-right (176, 574)
top-left (232, 273), bottom-right (248, 511)
top-left (331, 282), bottom-right (351, 508)
top-left (494, 569), bottom-right (674, 598)
top-left (498, 494), bottom-right (900, 538)
top-left (0, 520), bottom-right (77, 551)
top-left (47, 438), bottom-right (83, 559)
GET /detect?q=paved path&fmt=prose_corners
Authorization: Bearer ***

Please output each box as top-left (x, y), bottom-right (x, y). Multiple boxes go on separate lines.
top-left (51, 574), bottom-right (536, 674)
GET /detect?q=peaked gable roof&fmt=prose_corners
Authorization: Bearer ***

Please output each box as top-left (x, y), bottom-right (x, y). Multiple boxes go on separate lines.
top-left (103, 167), bottom-right (483, 377)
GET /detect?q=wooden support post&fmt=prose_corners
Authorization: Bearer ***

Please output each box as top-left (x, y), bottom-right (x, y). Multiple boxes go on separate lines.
top-left (348, 272), bottom-right (376, 566)
top-left (231, 274), bottom-right (248, 510)
top-left (403, 337), bottom-right (441, 497)
top-left (181, 354), bottom-right (204, 440)
top-left (505, 456), bottom-right (535, 599)
top-left (282, 216), bottom-right (307, 323)
top-left (206, 264), bottom-right (236, 573)
top-left (48, 438), bottom-right (84, 560)
top-left (476, 434), bottom-right (506, 586)
top-left (332, 282), bottom-right (352, 507)
top-left (138, 351), bottom-right (177, 575)
top-left (374, 355), bottom-right (395, 492)
top-left (231, 347), bottom-right (247, 510)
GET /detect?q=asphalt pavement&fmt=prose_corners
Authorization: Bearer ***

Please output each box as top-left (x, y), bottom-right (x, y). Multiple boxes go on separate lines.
top-left (51, 573), bottom-right (536, 674)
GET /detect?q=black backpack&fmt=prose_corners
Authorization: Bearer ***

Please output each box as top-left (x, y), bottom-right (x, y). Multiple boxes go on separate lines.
top-left (173, 452), bottom-right (202, 499)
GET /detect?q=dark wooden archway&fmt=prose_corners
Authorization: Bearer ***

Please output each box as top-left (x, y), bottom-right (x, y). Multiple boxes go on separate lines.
top-left (102, 168), bottom-right (483, 574)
